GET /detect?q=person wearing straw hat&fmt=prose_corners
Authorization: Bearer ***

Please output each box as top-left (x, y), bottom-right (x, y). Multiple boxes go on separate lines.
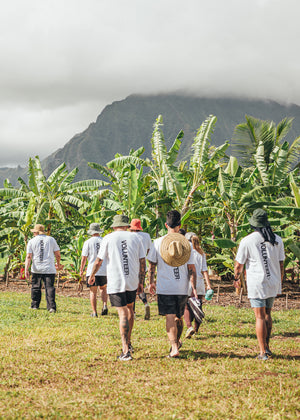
top-left (89, 214), bottom-right (146, 361)
top-left (129, 218), bottom-right (152, 320)
top-left (148, 210), bottom-right (197, 358)
top-left (80, 223), bottom-right (108, 317)
top-left (25, 224), bottom-right (63, 313)
top-left (234, 208), bottom-right (285, 360)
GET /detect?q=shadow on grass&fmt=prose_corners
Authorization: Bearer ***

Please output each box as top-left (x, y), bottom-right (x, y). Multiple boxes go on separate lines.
top-left (160, 351), bottom-right (300, 361)
top-left (194, 332), bottom-right (257, 340)
top-left (273, 331), bottom-right (300, 338)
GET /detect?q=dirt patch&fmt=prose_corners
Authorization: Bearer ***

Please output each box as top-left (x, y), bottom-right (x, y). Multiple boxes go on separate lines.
top-left (1, 276), bottom-right (300, 310)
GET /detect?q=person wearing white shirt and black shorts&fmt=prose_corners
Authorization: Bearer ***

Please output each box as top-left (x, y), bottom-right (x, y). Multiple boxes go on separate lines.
top-left (148, 210), bottom-right (197, 358)
top-left (80, 223), bottom-right (108, 317)
top-left (89, 215), bottom-right (146, 361)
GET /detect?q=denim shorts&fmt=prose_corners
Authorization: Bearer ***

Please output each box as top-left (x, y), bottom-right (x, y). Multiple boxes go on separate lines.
top-left (249, 297), bottom-right (275, 308)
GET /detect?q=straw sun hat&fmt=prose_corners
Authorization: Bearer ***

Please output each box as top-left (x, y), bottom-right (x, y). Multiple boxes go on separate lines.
top-left (30, 224), bottom-right (46, 234)
top-left (160, 233), bottom-right (191, 267)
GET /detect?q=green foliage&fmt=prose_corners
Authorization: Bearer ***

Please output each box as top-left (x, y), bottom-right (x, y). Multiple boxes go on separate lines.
top-left (1, 114), bottom-right (299, 279)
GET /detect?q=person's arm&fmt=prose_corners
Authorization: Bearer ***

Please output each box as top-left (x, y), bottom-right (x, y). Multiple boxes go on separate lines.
top-left (148, 261), bottom-right (157, 294)
top-left (203, 270), bottom-right (211, 290)
top-left (80, 256), bottom-right (88, 276)
top-left (137, 257), bottom-right (146, 294)
top-left (25, 253), bottom-right (32, 280)
top-left (188, 263), bottom-right (197, 298)
top-left (279, 261), bottom-right (284, 282)
top-left (234, 260), bottom-right (244, 288)
top-left (89, 258), bottom-right (103, 285)
top-left (54, 250), bottom-right (63, 271)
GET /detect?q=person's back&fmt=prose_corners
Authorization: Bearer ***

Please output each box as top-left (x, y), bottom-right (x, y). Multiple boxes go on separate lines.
top-left (148, 235), bottom-right (193, 295)
top-left (135, 231), bottom-right (152, 254)
top-left (27, 234), bottom-right (59, 274)
top-left (99, 230), bottom-right (144, 293)
top-left (237, 231), bottom-right (284, 298)
top-left (82, 236), bottom-right (107, 276)
top-left (25, 224), bottom-right (61, 313)
top-left (234, 208), bottom-right (285, 360)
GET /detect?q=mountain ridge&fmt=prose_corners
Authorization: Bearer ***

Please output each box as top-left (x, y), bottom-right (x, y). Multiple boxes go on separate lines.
top-left (2, 94), bottom-right (300, 186)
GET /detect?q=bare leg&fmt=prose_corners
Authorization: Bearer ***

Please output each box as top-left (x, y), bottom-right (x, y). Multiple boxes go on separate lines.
top-left (89, 286), bottom-right (98, 314)
top-left (265, 308), bottom-right (272, 349)
top-left (253, 307), bottom-right (267, 355)
top-left (166, 314), bottom-right (179, 357)
top-left (127, 302), bottom-right (135, 347)
top-left (183, 304), bottom-right (192, 328)
top-left (194, 319), bottom-right (201, 333)
top-left (117, 306), bottom-right (130, 354)
top-left (176, 317), bottom-right (183, 344)
top-left (100, 286), bottom-right (107, 307)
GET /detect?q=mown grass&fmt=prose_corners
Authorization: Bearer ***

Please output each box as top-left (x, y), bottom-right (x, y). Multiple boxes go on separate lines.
top-left (0, 292), bottom-right (299, 419)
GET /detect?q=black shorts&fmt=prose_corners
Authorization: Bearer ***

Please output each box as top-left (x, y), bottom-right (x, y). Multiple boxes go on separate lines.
top-left (109, 290), bottom-right (137, 307)
top-left (86, 276), bottom-right (107, 288)
top-left (157, 294), bottom-right (188, 318)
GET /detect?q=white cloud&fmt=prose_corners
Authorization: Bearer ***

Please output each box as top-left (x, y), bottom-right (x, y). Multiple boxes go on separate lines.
top-left (1, 0), bottom-right (300, 166)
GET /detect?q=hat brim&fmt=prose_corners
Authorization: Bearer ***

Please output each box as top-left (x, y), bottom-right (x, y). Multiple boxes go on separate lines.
top-left (248, 216), bottom-right (270, 228)
top-left (88, 229), bottom-right (104, 235)
top-left (160, 233), bottom-right (191, 267)
top-left (111, 222), bottom-right (131, 228)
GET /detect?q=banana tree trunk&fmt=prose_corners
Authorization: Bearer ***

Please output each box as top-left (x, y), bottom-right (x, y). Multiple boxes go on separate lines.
top-left (181, 185), bottom-right (198, 216)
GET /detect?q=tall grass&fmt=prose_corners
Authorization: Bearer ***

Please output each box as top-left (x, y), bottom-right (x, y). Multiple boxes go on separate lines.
top-left (0, 291), bottom-right (299, 419)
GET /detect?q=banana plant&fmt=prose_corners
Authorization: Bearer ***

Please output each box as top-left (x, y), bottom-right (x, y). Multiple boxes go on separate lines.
top-left (180, 115), bottom-right (229, 217)
top-left (0, 156), bottom-right (107, 234)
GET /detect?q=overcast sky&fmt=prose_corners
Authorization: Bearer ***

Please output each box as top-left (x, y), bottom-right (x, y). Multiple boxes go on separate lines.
top-left (1, 0), bottom-right (300, 167)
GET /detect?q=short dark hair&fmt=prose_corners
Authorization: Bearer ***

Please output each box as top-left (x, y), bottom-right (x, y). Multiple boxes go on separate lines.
top-left (166, 210), bottom-right (181, 228)
top-left (179, 228), bottom-right (186, 236)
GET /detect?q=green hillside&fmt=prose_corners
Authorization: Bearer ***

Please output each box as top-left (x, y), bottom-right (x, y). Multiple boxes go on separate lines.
top-left (2, 94), bottom-right (300, 185)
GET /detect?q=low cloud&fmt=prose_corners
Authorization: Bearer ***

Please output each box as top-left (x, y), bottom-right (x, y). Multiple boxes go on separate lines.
top-left (1, 0), bottom-right (300, 166)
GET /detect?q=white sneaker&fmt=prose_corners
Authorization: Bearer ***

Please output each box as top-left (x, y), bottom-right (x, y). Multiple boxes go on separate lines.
top-left (185, 326), bottom-right (195, 339)
top-left (117, 352), bottom-right (132, 361)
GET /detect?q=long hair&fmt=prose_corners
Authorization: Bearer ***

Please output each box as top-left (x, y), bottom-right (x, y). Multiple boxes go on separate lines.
top-left (191, 235), bottom-right (205, 256)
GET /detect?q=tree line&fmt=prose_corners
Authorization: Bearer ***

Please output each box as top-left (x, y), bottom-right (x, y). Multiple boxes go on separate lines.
top-left (0, 114), bottom-right (299, 284)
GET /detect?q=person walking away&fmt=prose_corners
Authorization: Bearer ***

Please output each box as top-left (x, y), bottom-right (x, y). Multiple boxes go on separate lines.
top-left (25, 224), bottom-right (62, 313)
top-left (148, 210), bottom-right (197, 358)
top-left (184, 232), bottom-right (212, 338)
top-left (234, 208), bottom-right (285, 360)
top-left (89, 215), bottom-right (146, 361)
top-left (130, 218), bottom-right (152, 320)
top-left (80, 223), bottom-right (108, 317)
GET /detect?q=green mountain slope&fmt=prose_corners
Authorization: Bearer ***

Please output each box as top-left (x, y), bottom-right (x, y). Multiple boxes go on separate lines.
top-left (2, 94), bottom-right (300, 185)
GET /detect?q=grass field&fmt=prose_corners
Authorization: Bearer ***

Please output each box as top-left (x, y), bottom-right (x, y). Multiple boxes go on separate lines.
top-left (0, 292), bottom-right (299, 419)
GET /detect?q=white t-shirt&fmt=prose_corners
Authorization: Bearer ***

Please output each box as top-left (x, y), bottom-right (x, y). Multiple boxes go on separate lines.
top-left (97, 230), bottom-right (146, 294)
top-left (27, 235), bottom-right (60, 274)
top-left (188, 249), bottom-right (208, 296)
top-left (134, 231), bottom-right (152, 254)
top-left (235, 231), bottom-right (285, 299)
top-left (81, 236), bottom-right (107, 276)
top-left (147, 235), bottom-right (194, 295)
